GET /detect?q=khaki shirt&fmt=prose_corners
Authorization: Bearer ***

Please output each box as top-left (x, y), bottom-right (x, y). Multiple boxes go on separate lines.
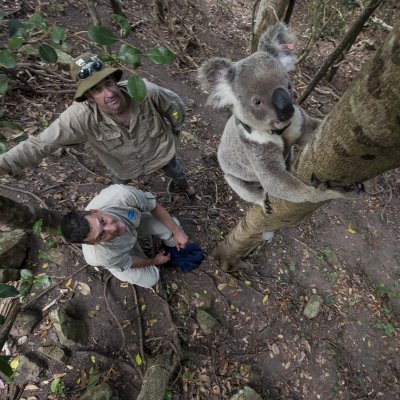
top-left (82, 185), bottom-right (157, 272)
top-left (0, 80), bottom-right (185, 179)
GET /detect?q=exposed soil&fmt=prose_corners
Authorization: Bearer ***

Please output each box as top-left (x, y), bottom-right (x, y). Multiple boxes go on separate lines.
top-left (1, 0), bottom-right (400, 399)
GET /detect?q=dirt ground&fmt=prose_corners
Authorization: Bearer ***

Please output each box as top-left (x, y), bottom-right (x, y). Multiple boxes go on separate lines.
top-left (1, 0), bottom-right (400, 399)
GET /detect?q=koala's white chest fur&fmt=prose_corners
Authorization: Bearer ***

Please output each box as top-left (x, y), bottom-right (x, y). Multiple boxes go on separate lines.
top-left (238, 124), bottom-right (285, 149)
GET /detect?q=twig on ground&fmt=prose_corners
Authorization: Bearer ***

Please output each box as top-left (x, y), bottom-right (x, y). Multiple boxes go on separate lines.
top-left (66, 149), bottom-right (100, 176)
top-left (287, 235), bottom-right (321, 259)
top-left (21, 264), bottom-right (89, 310)
top-left (131, 284), bottom-right (145, 368)
top-left (75, 349), bottom-right (140, 389)
top-left (0, 184), bottom-right (48, 208)
top-left (18, 63), bottom-right (74, 84)
top-left (380, 174), bottom-right (393, 222)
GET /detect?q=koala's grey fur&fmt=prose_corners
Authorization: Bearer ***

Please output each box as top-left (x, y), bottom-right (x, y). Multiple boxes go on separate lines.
top-left (198, 22), bottom-right (344, 209)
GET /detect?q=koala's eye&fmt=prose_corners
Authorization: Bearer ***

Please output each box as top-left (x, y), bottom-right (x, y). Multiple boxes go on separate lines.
top-left (288, 82), bottom-right (292, 91)
top-left (252, 97), bottom-right (262, 106)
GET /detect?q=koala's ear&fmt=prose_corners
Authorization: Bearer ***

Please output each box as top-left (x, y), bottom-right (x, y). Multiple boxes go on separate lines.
top-left (198, 57), bottom-right (236, 108)
top-left (257, 22), bottom-right (296, 72)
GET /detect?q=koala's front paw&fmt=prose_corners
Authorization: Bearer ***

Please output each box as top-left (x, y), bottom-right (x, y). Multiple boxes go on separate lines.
top-left (264, 193), bottom-right (273, 214)
top-left (311, 174), bottom-right (365, 198)
top-left (329, 182), bottom-right (365, 198)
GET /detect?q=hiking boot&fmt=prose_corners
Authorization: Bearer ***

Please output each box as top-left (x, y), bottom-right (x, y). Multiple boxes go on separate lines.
top-left (172, 181), bottom-right (196, 197)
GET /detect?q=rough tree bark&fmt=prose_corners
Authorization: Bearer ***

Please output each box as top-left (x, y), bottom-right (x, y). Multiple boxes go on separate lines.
top-left (298, 0), bottom-right (384, 104)
top-left (0, 194), bottom-right (61, 229)
top-left (213, 19), bottom-right (400, 271)
top-left (251, 0), bottom-right (292, 52)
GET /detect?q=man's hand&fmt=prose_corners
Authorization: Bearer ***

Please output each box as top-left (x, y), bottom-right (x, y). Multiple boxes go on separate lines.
top-left (153, 251), bottom-right (171, 266)
top-left (173, 229), bottom-right (188, 250)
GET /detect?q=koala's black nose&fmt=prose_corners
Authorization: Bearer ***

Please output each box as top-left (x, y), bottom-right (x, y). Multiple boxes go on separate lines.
top-left (272, 88), bottom-right (294, 122)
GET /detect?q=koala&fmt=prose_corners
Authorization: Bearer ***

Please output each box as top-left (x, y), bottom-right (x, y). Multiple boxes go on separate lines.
top-left (198, 22), bottom-right (346, 211)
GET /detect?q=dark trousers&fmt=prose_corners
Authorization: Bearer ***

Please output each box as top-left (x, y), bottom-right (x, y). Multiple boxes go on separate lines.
top-left (108, 156), bottom-right (187, 186)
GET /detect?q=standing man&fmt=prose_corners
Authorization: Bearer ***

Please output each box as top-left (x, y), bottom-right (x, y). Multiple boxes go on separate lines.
top-left (0, 53), bottom-right (195, 195)
top-left (61, 184), bottom-right (188, 288)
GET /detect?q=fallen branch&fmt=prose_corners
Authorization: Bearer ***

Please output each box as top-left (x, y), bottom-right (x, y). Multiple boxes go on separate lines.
top-left (0, 184), bottom-right (49, 209)
top-left (298, 0), bottom-right (384, 104)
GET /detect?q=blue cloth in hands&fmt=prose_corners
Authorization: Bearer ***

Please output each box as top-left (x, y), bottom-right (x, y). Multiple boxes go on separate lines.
top-left (163, 242), bottom-right (205, 272)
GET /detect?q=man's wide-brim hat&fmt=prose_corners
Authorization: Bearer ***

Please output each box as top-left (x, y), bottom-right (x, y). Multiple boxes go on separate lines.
top-left (70, 53), bottom-right (123, 102)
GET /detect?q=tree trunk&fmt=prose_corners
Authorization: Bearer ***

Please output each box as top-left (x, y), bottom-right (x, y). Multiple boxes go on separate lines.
top-left (298, 0), bottom-right (384, 104)
top-left (213, 19), bottom-right (400, 271)
top-left (0, 194), bottom-right (61, 229)
top-left (251, 0), bottom-right (290, 52)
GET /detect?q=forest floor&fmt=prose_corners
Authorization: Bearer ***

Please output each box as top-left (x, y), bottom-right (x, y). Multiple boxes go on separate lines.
top-left (0, 0), bottom-right (400, 399)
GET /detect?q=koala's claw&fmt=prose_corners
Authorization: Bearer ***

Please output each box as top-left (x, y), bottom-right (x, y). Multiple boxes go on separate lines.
top-left (264, 193), bottom-right (273, 214)
top-left (329, 182), bottom-right (365, 197)
top-left (311, 174), bottom-right (365, 196)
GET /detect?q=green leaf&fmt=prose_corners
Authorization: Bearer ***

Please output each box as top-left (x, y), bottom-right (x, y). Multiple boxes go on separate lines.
top-left (8, 35), bottom-right (24, 51)
top-left (33, 275), bottom-right (51, 288)
top-left (135, 353), bottom-right (142, 366)
top-left (26, 13), bottom-right (48, 30)
top-left (325, 295), bottom-right (335, 305)
top-left (38, 44), bottom-right (58, 63)
top-left (0, 50), bottom-right (17, 68)
top-left (13, 133), bottom-right (28, 143)
top-left (7, 20), bottom-right (24, 37)
top-left (127, 76), bottom-right (147, 103)
top-left (0, 314), bottom-right (5, 324)
top-left (50, 26), bottom-right (65, 44)
top-left (32, 219), bottom-right (43, 235)
top-left (51, 226), bottom-right (62, 236)
top-left (0, 284), bottom-right (19, 298)
top-left (384, 323), bottom-right (395, 335)
top-left (88, 367), bottom-right (101, 387)
top-left (112, 14), bottom-right (131, 38)
top-left (146, 47), bottom-right (175, 65)
top-left (50, 377), bottom-right (62, 394)
top-left (38, 250), bottom-right (49, 260)
top-left (87, 25), bottom-right (117, 45)
top-left (0, 142), bottom-right (6, 154)
top-left (117, 44), bottom-right (142, 67)
top-left (20, 269), bottom-right (33, 280)
top-left (0, 11), bottom-right (4, 25)
top-left (18, 280), bottom-right (32, 297)
top-left (0, 120), bottom-right (23, 131)
top-left (98, 54), bottom-right (115, 63)
top-left (0, 81), bottom-right (8, 95)
top-left (0, 356), bottom-right (13, 379)
top-left (46, 239), bottom-right (57, 249)
top-left (164, 391), bottom-right (173, 400)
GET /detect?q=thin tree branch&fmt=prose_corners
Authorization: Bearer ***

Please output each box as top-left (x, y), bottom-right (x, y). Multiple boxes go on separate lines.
top-left (298, 0), bottom-right (384, 104)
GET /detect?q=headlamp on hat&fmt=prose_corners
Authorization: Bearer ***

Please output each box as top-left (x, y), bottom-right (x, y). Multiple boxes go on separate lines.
top-left (71, 53), bottom-right (123, 102)
top-left (75, 56), bottom-right (103, 81)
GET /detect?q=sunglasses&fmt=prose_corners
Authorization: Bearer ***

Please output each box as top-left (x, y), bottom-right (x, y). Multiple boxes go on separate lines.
top-left (76, 59), bottom-right (103, 81)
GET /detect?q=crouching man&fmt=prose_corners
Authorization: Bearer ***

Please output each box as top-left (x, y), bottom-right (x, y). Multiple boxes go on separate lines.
top-left (60, 184), bottom-right (188, 288)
